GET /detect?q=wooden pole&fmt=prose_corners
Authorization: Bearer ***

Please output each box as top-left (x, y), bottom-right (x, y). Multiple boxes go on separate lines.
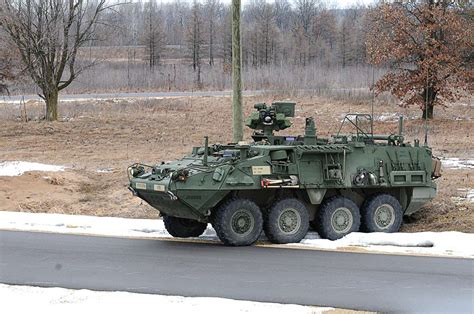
top-left (232, 0), bottom-right (243, 142)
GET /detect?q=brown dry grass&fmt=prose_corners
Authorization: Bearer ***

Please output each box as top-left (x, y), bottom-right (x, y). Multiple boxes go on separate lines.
top-left (0, 94), bottom-right (472, 232)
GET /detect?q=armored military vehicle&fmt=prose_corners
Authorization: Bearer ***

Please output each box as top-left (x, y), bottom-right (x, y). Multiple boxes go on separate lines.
top-left (128, 102), bottom-right (441, 246)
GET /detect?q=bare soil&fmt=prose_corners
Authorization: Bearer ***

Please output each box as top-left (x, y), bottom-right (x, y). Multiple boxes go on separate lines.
top-left (0, 95), bottom-right (472, 232)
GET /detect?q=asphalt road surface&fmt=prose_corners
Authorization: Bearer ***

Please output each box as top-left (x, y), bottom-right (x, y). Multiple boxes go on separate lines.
top-left (0, 88), bottom-right (368, 102)
top-left (0, 230), bottom-right (472, 312)
top-left (0, 90), bottom-right (259, 102)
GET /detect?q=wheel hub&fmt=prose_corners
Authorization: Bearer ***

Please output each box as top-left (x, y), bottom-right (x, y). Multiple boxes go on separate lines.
top-left (331, 207), bottom-right (353, 233)
top-left (278, 208), bottom-right (301, 235)
top-left (374, 204), bottom-right (395, 229)
top-left (231, 210), bottom-right (255, 236)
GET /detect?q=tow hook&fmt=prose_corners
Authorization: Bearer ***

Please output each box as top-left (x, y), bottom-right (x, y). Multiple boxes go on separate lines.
top-left (128, 186), bottom-right (137, 196)
top-left (167, 191), bottom-right (178, 201)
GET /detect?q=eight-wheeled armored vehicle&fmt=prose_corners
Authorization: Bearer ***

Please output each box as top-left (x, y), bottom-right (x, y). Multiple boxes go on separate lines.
top-left (128, 102), bottom-right (441, 246)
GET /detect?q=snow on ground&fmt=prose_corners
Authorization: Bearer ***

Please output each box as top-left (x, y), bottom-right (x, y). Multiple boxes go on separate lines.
top-left (296, 232), bottom-right (474, 258)
top-left (1, 211), bottom-right (473, 258)
top-left (0, 161), bottom-right (66, 176)
top-left (468, 189), bottom-right (474, 202)
top-left (441, 157), bottom-right (474, 169)
top-left (0, 284), bottom-right (328, 314)
top-left (453, 188), bottom-right (474, 204)
top-left (374, 113), bottom-right (400, 122)
top-left (96, 167), bottom-right (114, 173)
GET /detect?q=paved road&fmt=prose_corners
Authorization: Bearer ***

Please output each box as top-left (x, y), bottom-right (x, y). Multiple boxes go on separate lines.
top-left (0, 90), bottom-right (260, 102)
top-left (0, 88), bottom-right (369, 102)
top-left (0, 230), bottom-right (472, 312)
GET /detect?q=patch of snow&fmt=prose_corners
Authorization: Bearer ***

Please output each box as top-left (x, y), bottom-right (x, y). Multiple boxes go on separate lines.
top-left (454, 116), bottom-right (473, 121)
top-left (0, 210), bottom-right (198, 239)
top-left (96, 167), bottom-right (114, 173)
top-left (313, 231), bottom-right (474, 258)
top-left (0, 161), bottom-right (66, 176)
top-left (0, 284), bottom-right (327, 314)
top-left (60, 98), bottom-right (95, 103)
top-left (453, 188), bottom-right (474, 203)
top-left (0, 211), bottom-right (473, 258)
top-left (374, 113), bottom-right (399, 122)
top-left (441, 158), bottom-right (474, 170)
top-left (294, 232), bottom-right (474, 258)
top-left (467, 189), bottom-right (474, 202)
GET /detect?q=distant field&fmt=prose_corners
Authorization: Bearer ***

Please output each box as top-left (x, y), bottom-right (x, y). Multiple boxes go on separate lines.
top-left (0, 93), bottom-right (472, 232)
top-left (8, 45), bottom-right (388, 103)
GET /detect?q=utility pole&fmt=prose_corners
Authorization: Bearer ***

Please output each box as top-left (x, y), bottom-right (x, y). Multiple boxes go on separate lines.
top-left (232, 0), bottom-right (243, 142)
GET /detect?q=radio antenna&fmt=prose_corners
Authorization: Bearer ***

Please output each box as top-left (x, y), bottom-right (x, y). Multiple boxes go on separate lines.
top-left (424, 71), bottom-right (429, 146)
top-left (371, 66), bottom-right (375, 136)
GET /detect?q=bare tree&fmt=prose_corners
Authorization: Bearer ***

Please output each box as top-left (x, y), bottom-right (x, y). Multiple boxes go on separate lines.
top-left (0, 29), bottom-right (15, 94)
top-left (312, 9), bottom-right (336, 66)
top-left (245, 0), bottom-right (279, 67)
top-left (143, 0), bottom-right (166, 69)
top-left (167, 1), bottom-right (188, 47)
top-left (258, 1), bottom-right (277, 66)
top-left (204, 0), bottom-right (221, 66)
top-left (221, 5), bottom-right (232, 67)
top-left (0, 0), bottom-right (109, 121)
top-left (339, 8), bottom-right (365, 67)
top-left (294, 0), bottom-right (318, 36)
top-left (187, 0), bottom-right (204, 87)
top-left (274, 0), bottom-right (291, 32)
top-left (292, 0), bottom-right (318, 65)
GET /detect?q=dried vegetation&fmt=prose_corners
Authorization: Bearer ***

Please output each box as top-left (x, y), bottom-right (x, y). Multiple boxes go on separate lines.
top-left (0, 94), bottom-right (472, 232)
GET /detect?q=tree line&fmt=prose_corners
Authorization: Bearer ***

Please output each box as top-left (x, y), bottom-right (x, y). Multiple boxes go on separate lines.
top-left (0, 0), bottom-right (472, 121)
top-left (98, 0), bottom-right (368, 73)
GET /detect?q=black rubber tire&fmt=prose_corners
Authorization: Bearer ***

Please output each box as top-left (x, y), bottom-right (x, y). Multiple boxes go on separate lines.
top-left (214, 198), bottom-right (263, 246)
top-left (360, 193), bottom-right (403, 233)
top-left (317, 196), bottom-right (361, 240)
top-left (264, 198), bottom-right (309, 244)
top-left (163, 216), bottom-right (207, 238)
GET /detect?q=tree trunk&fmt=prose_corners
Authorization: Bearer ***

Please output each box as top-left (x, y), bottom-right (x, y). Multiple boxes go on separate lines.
top-left (209, 19), bottom-right (214, 66)
top-left (422, 103), bottom-right (434, 119)
top-left (421, 86), bottom-right (435, 119)
top-left (197, 64), bottom-right (202, 89)
top-left (45, 89), bottom-right (59, 121)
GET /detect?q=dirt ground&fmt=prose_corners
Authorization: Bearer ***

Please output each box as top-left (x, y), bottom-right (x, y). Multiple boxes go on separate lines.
top-left (0, 94), bottom-right (472, 233)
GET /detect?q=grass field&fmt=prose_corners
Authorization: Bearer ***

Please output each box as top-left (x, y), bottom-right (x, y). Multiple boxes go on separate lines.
top-left (0, 94), bottom-right (472, 233)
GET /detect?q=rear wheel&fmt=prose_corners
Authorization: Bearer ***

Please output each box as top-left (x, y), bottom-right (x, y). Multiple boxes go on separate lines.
top-left (361, 193), bottom-right (403, 233)
top-left (264, 198), bottom-right (309, 244)
top-left (163, 216), bottom-right (207, 238)
top-left (317, 196), bottom-right (361, 240)
top-left (213, 198), bottom-right (263, 246)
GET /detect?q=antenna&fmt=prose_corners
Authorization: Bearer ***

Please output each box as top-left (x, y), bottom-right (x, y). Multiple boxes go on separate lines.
top-left (370, 66), bottom-right (375, 136)
top-left (424, 71), bottom-right (429, 146)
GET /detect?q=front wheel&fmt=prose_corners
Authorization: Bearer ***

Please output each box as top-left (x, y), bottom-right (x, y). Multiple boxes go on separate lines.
top-left (264, 198), bottom-right (309, 244)
top-left (163, 216), bottom-right (207, 238)
top-left (360, 193), bottom-right (403, 233)
top-left (213, 198), bottom-right (263, 246)
top-left (317, 196), bottom-right (361, 240)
